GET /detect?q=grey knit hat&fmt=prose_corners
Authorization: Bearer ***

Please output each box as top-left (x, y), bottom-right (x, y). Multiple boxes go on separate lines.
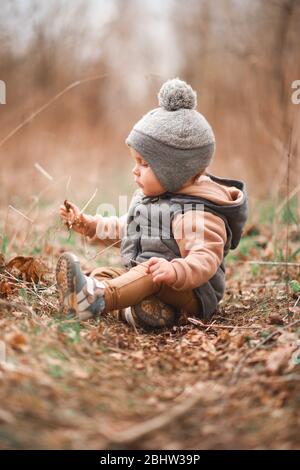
top-left (125, 78), bottom-right (215, 192)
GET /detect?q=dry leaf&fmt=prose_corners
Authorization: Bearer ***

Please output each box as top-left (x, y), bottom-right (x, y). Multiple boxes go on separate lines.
top-left (217, 330), bottom-right (230, 343)
top-left (72, 367), bottom-right (90, 380)
top-left (0, 253), bottom-right (5, 271)
top-left (231, 333), bottom-right (246, 348)
top-left (6, 256), bottom-right (48, 283)
top-left (5, 332), bottom-right (28, 351)
top-left (0, 280), bottom-right (15, 297)
top-left (185, 330), bottom-right (204, 344)
top-left (266, 346), bottom-right (296, 374)
top-left (201, 338), bottom-right (217, 355)
top-left (268, 313), bottom-right (284, 325)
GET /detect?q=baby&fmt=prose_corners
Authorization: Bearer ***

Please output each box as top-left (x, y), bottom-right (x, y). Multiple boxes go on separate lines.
top-left (57, 78), bottom-right (248, 329)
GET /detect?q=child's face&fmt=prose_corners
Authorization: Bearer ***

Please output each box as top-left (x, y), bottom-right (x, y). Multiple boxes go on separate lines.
top-left (130, 148), bottom-right (166, 196)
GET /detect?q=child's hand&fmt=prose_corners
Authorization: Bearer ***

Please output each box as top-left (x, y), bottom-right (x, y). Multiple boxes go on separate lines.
top-left (60, 200), bottom-right (96, 237)
top-left (60, 200), bottom-right (80, 228)
top-left (147, 257), bottom-right (177, 285)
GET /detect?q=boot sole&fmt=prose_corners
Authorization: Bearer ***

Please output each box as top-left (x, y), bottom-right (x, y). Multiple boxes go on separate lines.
top-left (132, 298), bottom-right (176, 329)
top-left (56, 252), bottom-right (80, 317)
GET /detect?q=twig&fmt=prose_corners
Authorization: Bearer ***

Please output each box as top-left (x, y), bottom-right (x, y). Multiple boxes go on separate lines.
top-left (205, 319), bottom-right (216, 332)
top-left (30, 281), bottom-right (57, 310)
top-left (284, 127), bottom-right (293, 316)
top-left (275, 182), bottom-right (300, 216)
top-left (0, 298), bottom-right (34, 316)
top-left (32, 174), bottom-right (71, 209)
top-left (86, 239), bottom-right (121, 261)
top-left (34, 163), bottom-right (53, 181)
top-left (81, 234), bottom-right (92, 258)
top-left (0, 74), bottom-right (109, 149)
top-left (64, 189), bottom-right (98, 230)
top-left (188, 317), bottom-right (262, 330)
top-left (283, 293), bottom-right (300, 321)
top-left (0, 272), bottom-right (31, 286)
top-left (3, 206), bottom-right (10, 244)
top-left (99, 381), bottom-right (224, 445)
top-left (8, 205), bottom-right (34, 223)
top-left (66, 175), bottom-right (72, 191)
top-left (7, 175), bottom-right (70, 251)
top-left (3, 269), bottom-right (56, 310)
top-left (243, 260), bottom-right (300, 267)
top-left (230, 318), bottom-right (300, 385)
top-left (79, 189), bottom-right (98, 214)
top-left (294, 295), bottom-right (300, 309)
top-left (108, 347), bottom-right (130, 357)
top-left (250, 282), bottom-right (287, 288)
top-left (240, 373), bottom-right (300, 385)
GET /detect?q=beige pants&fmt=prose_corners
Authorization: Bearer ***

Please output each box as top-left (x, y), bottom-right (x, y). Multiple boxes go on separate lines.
top-left (89, 261), bottom-right (200, 316)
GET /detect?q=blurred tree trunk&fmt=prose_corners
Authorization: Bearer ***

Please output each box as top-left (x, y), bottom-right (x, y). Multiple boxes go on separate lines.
top-left (273, 0), bottom-right (297, 109)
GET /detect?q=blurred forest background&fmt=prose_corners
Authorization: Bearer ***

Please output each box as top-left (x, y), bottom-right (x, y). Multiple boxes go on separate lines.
top-left (0, 0), bottom-right (299, 214)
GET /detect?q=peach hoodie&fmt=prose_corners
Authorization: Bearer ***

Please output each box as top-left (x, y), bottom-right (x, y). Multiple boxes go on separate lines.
top-left (91, 174), bottom-right (244, 291)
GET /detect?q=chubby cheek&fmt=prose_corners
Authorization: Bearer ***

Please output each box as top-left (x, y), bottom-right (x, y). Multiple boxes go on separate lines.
top-left (138, 167), bottom-right (164, 195)
top-left (146, 171), bottom-right (158, 189)
top-left (139, 168), bottom-right (150, 184)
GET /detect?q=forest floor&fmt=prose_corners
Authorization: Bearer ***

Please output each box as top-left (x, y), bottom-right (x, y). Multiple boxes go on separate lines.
top-left (0, 201), bottom-right (299, 450)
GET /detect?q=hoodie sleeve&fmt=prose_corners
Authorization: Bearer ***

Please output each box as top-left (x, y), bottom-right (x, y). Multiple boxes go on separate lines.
top-left (170, 210), bottom-right (227, 291)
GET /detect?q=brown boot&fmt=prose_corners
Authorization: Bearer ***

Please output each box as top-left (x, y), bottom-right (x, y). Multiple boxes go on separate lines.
top-left (121, 296), bottom-right (177, 330)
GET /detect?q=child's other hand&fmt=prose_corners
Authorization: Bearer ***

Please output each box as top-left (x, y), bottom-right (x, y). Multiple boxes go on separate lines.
top-left (147, 257), bottom-right (177, 285)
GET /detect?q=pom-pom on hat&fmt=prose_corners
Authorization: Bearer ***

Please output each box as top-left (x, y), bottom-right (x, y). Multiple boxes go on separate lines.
top-left (126, 78), bottom-right (215, 192)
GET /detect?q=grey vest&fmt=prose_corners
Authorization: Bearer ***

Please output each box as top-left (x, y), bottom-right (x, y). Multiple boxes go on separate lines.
top-left (120, 174), bottom-right (248, 321)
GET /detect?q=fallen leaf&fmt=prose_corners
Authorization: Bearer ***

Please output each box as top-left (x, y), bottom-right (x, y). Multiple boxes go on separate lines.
top-left (6, 256), bottom-right (48, 283)
top-left (0, 253), bottom-right (5, 271)
top-left (268, 313), bottom-right (284, 325)
top-left (0, 280), bottom-right (15, 297)
top-left (185, 330), bottom-right (204, 344)
top-left (231, 333), bottom-right (246, 348)
top-left (217, 330), bottom-right (230, 343)
top-left (5, 332), bottom-right (28, 351)
top-left (72, 367), bottom-right (90, 380)
top-left (201, 338), bottom-right (217, 355)
top-left (266, 346), bottom-right (296, 374)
